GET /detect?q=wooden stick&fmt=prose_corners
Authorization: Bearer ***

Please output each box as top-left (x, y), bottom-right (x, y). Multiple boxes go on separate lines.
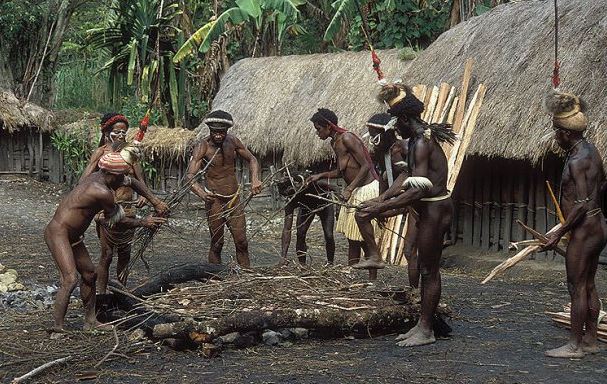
top-left (94, 327), bottom-right (120, 369)
top-left (432, 83), bottom-right (451, 124)
top-left (447, 96), bottom-right (459, 125)
top-left (516, 220), bottom-right (566, 256)
top-left (546, 180), bottom-right (565, 224)
top-left (452, 58), bottom-right (473, 134)
top-left (481, 245), bottom-right (541, 284)
top-left (389, 214), bottom-right (403, 262)
top-left (12, 355), bottom-right (73, 383)
top-left (422, 86), bottom-right (439, 122)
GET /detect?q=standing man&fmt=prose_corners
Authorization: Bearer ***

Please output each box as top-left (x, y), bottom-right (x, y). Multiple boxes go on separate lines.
top-left (356, 84), bottom-right (455, 346)
top-left (45, 153), bottom-right (168, 337)
top-left (80, 113), bottom-right (149, 292)
top-left (186, 110), bottom-right (262, 268)
top-left (365, 113), bottom-right (419, 289)
top-left (543, 91), bottom-right (607, 358)
top-left (306, 108), bottom-right (382, 276)
top-left (276, 171), bottom-right (335, 265)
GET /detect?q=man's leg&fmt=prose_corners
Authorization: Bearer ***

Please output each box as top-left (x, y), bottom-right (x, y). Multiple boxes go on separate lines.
top-left (45, 225), bottom-right (78, 333)
top-left (347, 240), bottom-right (362, 266)
top-left (404, 215), bottom-right (419, 289)
top-left (206, 198), bottom-right (226, 264)
top-left (96, 226), bottom-right (114, 295)
top-left (318, 206), bottom-right (335, 265)
top-left (295, 209), bottom-right (314, 265)
top-left (73, 242), bottom-right (112, 331)
top-left (354, 213), bottom-right (384, 269)
top-left (582, 252), bottom-right (600, 353)
top-left (398, 200), bottom-right (452, 347)
top-left (115, 237), bottom-right (132, 286)
top-left (226, 197), bottom-right (251, 268)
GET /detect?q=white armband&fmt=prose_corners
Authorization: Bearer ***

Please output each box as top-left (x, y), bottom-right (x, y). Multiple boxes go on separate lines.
top-left (107, 205), bottom-right (125, 228)
top-left (402, 176), bottom-right (433, 192)
top-left (123, 176), bottom-right (132, 186)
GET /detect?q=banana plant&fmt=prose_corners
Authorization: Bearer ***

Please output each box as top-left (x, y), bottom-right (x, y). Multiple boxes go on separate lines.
top-left (173, 0), bottom-right (307, 62)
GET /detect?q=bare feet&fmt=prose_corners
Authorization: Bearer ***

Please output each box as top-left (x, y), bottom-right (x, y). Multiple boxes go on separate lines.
top-left (395, 324), bottom-right (420, 341)
top-left (397, 327), bottom-right (436, 347)
top-left (352, 258), bottom-right (385, 270)
top-left (582, 336), bottom-right (600, 354)
top-left (545, 343), bottom-right (585, 358)
top-left (83, 321), bottom-right (114, 332)
top-left (49, 328), bottom-right (67, 340)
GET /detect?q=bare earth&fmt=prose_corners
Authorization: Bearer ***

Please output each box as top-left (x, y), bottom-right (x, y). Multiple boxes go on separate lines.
top-left (1, 175), bottom-right (607, 384)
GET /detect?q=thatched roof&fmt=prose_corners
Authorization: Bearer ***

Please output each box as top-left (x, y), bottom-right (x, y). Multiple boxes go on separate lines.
top-left (401, 0), bottom-right (607, 164)
top-left (207, 50), bottom-right (411, 166)
top-left (0, 90), bottom-right (54, 133)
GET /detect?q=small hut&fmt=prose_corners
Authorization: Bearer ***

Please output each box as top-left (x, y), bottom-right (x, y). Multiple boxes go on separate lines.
top-left (206, 0), bottom-right (607, 262)
top-left (0, 90), bottom-right (56, 180)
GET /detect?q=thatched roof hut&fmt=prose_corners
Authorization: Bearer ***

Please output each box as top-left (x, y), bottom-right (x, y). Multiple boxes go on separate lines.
top-left (401, 0), bottom-right (606, 164)
top-left (207, 0), bottom-right (605, 167)
top-left (208, 50), bottom-right (412, 166)
top-left (0, 90), bottom-right (54, 133)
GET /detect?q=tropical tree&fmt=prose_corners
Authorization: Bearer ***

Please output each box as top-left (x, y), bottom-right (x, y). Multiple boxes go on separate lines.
top-left (86, 0), bottom-right (184, 126)
top-left (173, 0), bottom-right (308, 62)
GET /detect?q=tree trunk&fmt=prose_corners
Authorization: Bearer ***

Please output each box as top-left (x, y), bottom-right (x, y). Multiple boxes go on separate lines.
top-left (0, 0), bottom-right (82, 107)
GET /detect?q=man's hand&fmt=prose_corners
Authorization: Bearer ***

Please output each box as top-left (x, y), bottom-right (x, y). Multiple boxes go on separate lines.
top-left (306, 174), bottom-right (322, 184)
top-left (152, 200), bottom-right (170, 216)
top-left (135, 196), bottom-right (148, 208)
top-left (341, 188), bottom-right (352, 201)
top-left (544, 229), bottom-right (564, 250)
top-left (140, 216), bottom-right (167, 229)
top-left (250, 179), bottom-right (263, 195)
top-left (358, 199), bottom-right (384, 218)
top-left (200, 191), bottom-right (216, 204)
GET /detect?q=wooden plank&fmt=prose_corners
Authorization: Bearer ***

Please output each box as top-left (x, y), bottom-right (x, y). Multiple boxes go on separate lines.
top-left (446, 85), bottom-right (480, 175)
top-left (491, 167), bottom-right (501, 251)
top-left (473, 162), bottom-right (483, 246)
top-left (502, 168), bottom-right (513, 249)
top-left (481, 168), bottom-right (491, 249)
top-left (461, 165), bottom-right (474, 246)
top-left (412, 85), bottom-right (425, 100)
top-left (447, 84), bottom-right (486, 191)
top-left (422, 86), bottom-right (439, 122)
top-left (431, 83), bottom-right (451, 124)
top-left (439, 86), bottom-right (457, 124)
top-left (527, 170), bottom-right (536, 245)
top-left (452, 58), bottom-right (473, 134)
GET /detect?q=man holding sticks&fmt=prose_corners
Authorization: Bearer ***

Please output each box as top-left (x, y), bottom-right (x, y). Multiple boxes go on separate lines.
top-left (542, 91), bottom-right (607, 358)
top-left (356, 84), bottom-right (456, 346)
top-left (306, 108), bottom-right (382, 279)
top-left (45, 152), bottom-right (168, 337)
top-left (186, 110), bottom-right (262, 268)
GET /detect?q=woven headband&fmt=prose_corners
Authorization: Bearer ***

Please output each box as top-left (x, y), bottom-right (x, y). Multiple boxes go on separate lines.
top-left (101, 115), bottom-right (128, 132)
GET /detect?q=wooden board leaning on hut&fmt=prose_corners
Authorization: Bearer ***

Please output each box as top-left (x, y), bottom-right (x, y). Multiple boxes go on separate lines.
top-left (379, 59), bottom-right (486, 267)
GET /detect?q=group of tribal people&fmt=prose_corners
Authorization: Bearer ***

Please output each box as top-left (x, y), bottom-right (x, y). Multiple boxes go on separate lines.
top-left (44, 80), bottom-right (607, 357)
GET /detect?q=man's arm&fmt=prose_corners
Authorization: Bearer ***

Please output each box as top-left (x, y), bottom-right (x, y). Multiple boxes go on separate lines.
top-left (79, 147), bottom-right (105, 183)
top-left (307, 169), bottom-right (340, 184)
top-left (281, 203), bottom-right (296, 259)
top-left (341, 133), bottom-right (372, 200)
top-left (97, 186), bottom-right (166, 229)
top-left (545, 159), bottom-right (591, 248)
top-left (185, 141), bottom-right (213, 203)
top-left (127, 178), bottom-right (169, 215)
top-left (234, 137), bottom-right (262, 195)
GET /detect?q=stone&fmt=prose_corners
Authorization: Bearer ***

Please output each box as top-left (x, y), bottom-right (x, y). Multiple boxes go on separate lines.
top-left (0, 283), bottom-right (7, 293)
top-left (262, 330), bottom-right (281, 346)
top-left (0, 273), bottom-right (17, 285)
top-left (5, 269), bottom-right (18, 277)
top-left (289, 327), bottom-right (309, 340)
top-left (219, 332), bottom-right (241, 344)
top-left (7, 282), bottom-right (26, 292)
top-left (0, 263), bottom-right (5, 273)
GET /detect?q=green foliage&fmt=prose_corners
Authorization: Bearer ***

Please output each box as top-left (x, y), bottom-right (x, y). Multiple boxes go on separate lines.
top-left (119, 96), bottom-right (163, 126)
top-left (54, 58), bottom-right (112, 111)
top-left (0, 1), bottom-right (43, 43)
top-left (189, 98), bottom-right (209, 120)
top-left (474, 1), bottom-right (491, 16)
top-left (139, 159), bottom-right (158, 181)
top-left (50, 129), bottom-right (99, 184)
top-left (399, 46), bottom-right (421, 61)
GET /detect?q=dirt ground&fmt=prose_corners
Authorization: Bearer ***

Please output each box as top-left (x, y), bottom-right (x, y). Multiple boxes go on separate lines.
top-left (2, 175), bottom-right (607, 384)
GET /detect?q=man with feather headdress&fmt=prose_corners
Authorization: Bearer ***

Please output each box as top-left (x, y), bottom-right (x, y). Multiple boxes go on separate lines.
top-left (356, 83), bottom-right (456, 347)
top-left (543, 91), bottom-right (607, 358)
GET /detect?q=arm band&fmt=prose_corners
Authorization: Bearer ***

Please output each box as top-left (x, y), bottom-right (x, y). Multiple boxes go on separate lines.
top-left (402, 176), bottom-right (434, 192)
top-left (106, 205), bottom-right (125, 228)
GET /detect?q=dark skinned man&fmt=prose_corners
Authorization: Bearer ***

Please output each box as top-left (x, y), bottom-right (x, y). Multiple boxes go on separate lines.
top-left (45, 152), bottom-right (168, 338)
top-left (186, 110), bottom-right (262, 268)
top-left (356, 84), bottom-right (456, 346)
top-left (543, 91), bottom-right (607, 358)
top-left (276, 171), bottom-right (335, 265)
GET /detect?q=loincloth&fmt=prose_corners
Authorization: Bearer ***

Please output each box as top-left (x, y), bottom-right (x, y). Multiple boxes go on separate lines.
top-left (205, 186), bottom-right (241, 209)
top-left (71, 235), bottom-right (84, 248)
top-left (336, 180), bottom-right (380, 241)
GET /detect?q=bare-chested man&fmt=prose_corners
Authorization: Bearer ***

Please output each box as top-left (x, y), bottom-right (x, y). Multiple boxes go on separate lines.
top-left (356, 85), bottom-right (456, 346)
top-left (276, 171), bottom-right (335, 265)
top-left (366, 113), bottom-right (419, 288)
top-left (186, 110), bottom-right (262, 268)
top-left (306, 108), bottom-right (381, 279)
top-left (45, 152), bottom-right (168, 336)
top-left (543, 91), bottom-right (607, 358)
top-left (80, 113), bottom-right (149, 292)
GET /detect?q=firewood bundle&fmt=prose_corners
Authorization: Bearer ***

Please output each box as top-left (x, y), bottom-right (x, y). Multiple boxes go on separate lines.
top-left (546, 303), bottom-right (607, 343)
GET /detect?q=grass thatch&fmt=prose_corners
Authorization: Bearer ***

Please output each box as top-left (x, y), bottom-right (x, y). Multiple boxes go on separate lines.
top-left (401, 0), bottom-right (607, 164)
top-left (0, 90), bottom-right (54, 133)
top-left (207, 49), bottom-right (412, 167)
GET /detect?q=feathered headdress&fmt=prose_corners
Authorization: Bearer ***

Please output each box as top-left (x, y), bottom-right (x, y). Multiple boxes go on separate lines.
top-left (543, 90), bottom-right (588, 131)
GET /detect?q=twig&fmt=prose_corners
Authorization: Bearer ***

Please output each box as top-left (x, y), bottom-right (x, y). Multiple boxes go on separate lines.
top-left (12, 355), bottom-right (72, 383)
top-left (94, 327), bottom-right (120, 369)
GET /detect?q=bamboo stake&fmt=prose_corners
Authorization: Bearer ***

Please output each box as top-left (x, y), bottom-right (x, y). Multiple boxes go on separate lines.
top-left (452, 58), bottom-right (473, 134)
top-left (431, 83), bottom-right (451, 123)
top-left (546, 180), bottom-right (565, 224)
top-left (439, 87), bottom-right (457, 123)
top-left (422, 86), bottom-right (439, 122)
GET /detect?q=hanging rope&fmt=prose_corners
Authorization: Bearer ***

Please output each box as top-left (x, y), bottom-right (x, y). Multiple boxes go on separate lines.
top-left (354, 0), bottom-right (384, 81)
top-left (552, 0), bottom-right (560, 89)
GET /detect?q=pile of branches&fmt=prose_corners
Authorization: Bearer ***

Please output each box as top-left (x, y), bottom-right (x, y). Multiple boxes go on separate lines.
top-left (104, 264), bottom-right (452, 352)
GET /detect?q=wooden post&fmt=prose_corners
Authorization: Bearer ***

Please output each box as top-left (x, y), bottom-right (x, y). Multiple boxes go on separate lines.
top-left (452, 59), bottom-right (473, 134)
top-left (491, 168), bottom-right (501, 251)
top-left (462, 165), bottom-right (474, 246)
top-left (481, 167), bottom-right (491, 250)
top-left (473, 160), bottom-right (482, 246)
top-left (37, 130), bottom-right (43, 179)
top-left (27, 132), bottom-right (34, 176)
top-left (515, 165), bottom-right (528, 242)
top-left (535, 170), bottom-right (548, 260)
top-left (502, 168), bottom-right (513, 250)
